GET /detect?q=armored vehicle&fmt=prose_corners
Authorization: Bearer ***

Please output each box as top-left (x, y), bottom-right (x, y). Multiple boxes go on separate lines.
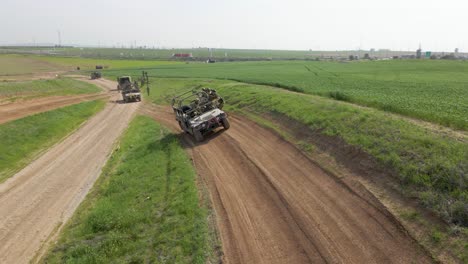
top-left (90, 71), bottom-right (101, 79)
top-left (171, 88), bottom-right (228, 142)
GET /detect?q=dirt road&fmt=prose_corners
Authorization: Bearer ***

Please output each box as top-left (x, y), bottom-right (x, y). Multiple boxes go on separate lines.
top-left (0, 79), bottom-right (138, 263)
top-left (0, 77), bottom-right (113, 124)
top-left (143, 105), bottom-right (433, 264)
top-left (0, 93), bottom-right (109, 124)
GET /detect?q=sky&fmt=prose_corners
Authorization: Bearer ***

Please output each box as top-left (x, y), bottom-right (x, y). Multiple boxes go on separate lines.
top-left (1, 0), bottom-right (466, 52)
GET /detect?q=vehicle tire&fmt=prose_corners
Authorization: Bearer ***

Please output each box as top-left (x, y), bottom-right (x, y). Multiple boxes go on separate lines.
top-left (178, 121), bottom-right (184, 131)
top-left (194, 130), bottom-right (203, 142)
top-left (221, 117), bottom-right (230, 130)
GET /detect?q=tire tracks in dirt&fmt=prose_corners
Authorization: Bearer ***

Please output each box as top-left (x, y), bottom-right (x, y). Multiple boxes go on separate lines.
top-left (0, 77), bottom-right (113, 125)
top-left (142, 104), bottom-right (434, 264)
top-left (0, 79), bottom-right (139, 263)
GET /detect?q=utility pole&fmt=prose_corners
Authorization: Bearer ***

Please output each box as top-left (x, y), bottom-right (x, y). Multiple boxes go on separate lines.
top-left (57, 30), bottom-right (62, 47)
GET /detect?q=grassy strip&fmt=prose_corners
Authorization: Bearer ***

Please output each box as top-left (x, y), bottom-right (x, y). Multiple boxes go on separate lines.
top-left (0, 78), bottom-right (101, 101)
top-left (0, 100), bottom-right (105, 183)
top-left (43, 116), bottom-right (211, 263)
top-left (150, 78), bottom-right (468, 227)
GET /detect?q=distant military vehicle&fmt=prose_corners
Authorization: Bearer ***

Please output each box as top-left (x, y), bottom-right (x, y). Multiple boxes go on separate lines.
top-left (90, 71), bottom-right (101, 79)
top-left (117, 76), bottom-right (141, 103)
top-left (171, 87), bottom-right (228, 142)
top-left (117, 76), bottom-right (132, 91)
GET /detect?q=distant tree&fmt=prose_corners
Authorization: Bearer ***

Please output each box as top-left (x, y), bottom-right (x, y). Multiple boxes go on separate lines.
top-left (349, 55), bottom-right (355, 61)
top-left (416, 49), bottom-right (422, 59)
top-left (363, 53), bottom-right (370, 60)
top-left (441, 53), bottom-right (456, 60)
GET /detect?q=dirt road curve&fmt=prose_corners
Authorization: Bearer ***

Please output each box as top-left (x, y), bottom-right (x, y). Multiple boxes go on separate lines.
top-left (0, 77), bottom-right (113, 125)
top-left (143, 105), bottom-right (433, 264)
top-left (0, 93), bottom-right (109, 124)
top-left (0, 79), bottom-right (138, 263)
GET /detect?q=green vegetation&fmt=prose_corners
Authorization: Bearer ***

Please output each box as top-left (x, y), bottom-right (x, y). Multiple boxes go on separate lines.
top-left (0, 54), bottom-right (62, 76)
top-left (107, 60), bottom-right (468, 130)
top-left (0, 46), bottom-right (413, 60)
top-left (43, 116), bottom-right (211, 263)
top-left (0, 78), bottom-right (101, 101)
top-left (36, 55), bottom-right (180, 71)
top-left (0, 100), bottom-right (105, 183)
top-left (149, 78), bottom-right (468, 227)
top-left (0, 54), bottom-right (179, 77)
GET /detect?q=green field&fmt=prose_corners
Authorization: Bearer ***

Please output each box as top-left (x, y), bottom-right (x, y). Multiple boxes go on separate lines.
top-left (0, 78), bottom-right (101, 101)
top-left (0, 54), bottom-right (63, 76)
top-left (106, 60), bottom-right (468, 130)
top-left (43, 116), bottom-right (213, 263)
top-left (0, 100), bottom-right (105, 183)
top-left (0, 54), bottom-right (179, 77)
top-left (148, 78), bottom-right (468, 227)
top-left (0, 46), bottom-right (413, 60)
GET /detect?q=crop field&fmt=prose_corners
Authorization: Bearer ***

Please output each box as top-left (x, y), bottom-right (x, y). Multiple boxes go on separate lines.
top-left (0, 78), bottom-right (101, 102)
top-left (0, 54), bottom-right (180, 78)
top-left (44, 116), bottom-right (211, 263)
top-left (0, 46), bottom-right (421, 60)
top-left (0, 54), bottom-right (63, 76)
top-left (107, 59), bottom-right (468, 130)
top-left (0, 100), bottom-right (105, 183)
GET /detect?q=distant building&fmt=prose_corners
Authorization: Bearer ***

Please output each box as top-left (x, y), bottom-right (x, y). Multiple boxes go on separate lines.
top-left (172, 53), bottom-right (193, 58)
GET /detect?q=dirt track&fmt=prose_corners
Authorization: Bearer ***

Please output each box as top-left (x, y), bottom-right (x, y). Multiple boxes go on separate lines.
top-left (0, 77), bottom-right (113, 124)
top-left (143, 105), bottom-right (433, 264)
top-left (0, 79), bottom-right (138, 263)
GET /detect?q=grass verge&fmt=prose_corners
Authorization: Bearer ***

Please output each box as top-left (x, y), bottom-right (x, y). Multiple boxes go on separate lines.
top-left (0, 100), bottom-right (105, 183)
top-left (0, 78), bottom-right (101, 102)
top-left (42, 116), bottom-right (212, 263)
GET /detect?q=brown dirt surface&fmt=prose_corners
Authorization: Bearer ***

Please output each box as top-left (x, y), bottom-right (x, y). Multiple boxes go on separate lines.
top-left (0, 93), bottom-right (109, 124)
top-left (142, 104), bottom-right (434, 264)
top-left (0, 77), bottom-right (114, 124)
top-left (0, 79), bottom-right (139, 263)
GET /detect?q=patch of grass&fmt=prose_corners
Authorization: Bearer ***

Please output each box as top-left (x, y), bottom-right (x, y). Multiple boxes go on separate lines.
top-left (43, 116), bottom-right (211, 263)
top-left (0, 78), bottom-right (101, 101)
top-left (430, 229), bottom-right (444, 244)
top-left (0, 100), bottom-right (105, 183)
top-left (400, 210), bottom-right (421, 221)
top-left (148, 78), bottom-right (468, 227)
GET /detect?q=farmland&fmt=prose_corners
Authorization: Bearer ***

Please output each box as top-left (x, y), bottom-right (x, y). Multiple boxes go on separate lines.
top-left (106, 59), bottom-right (468, 130)
top-left (0, 78), bottom-right (101, 102)
top-left (0, 46), bottom-right (433, 60)
top-left (0, 54), bottom-right (179, 78)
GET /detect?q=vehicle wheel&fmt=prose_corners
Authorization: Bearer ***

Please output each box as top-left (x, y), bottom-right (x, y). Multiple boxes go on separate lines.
top-left (194, 130), bottom-right (204, 142)
top-left (178, 121), bottom-right (184, 131)
top-left (221, 117), bottom-right (230, 130)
